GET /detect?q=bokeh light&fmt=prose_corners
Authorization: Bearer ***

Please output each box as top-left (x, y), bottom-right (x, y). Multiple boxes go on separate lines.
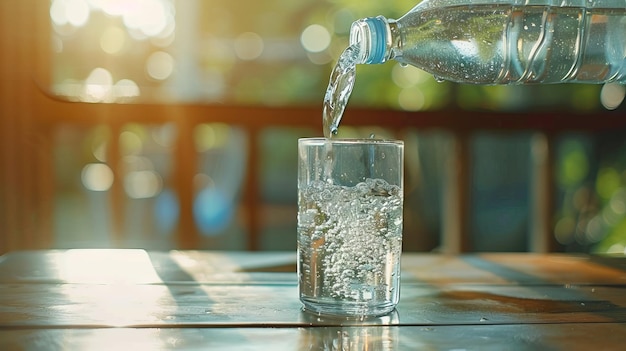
top-left (194, 123), bottom-right (230, 152)
top-left (81, 163), bottom-right (114, 192)
top-left (51, 0), bottom-right (175, 102)
top-left (558, 140), bottom-right (589, 188)
top-left (398, 88), bottom-right (426, 111)
top-left (194, 186), bottom-right (233, 235)
top-left (146, 51), bottom-right (174, 80)
top-left (154, 189), bottom-right (179, 236)
top-left (100, 26), bottom-right (126, 55)
top-left (391, 64), bottom-right (432, 111)
top-left (124, 170), bottom-right (163, 199)
top-left (601, 83), bottom-right (626, 110)
top-left (300, 24), bottom-right (331, 53)
top-left (125, 0), bottom-right (172, 37)
top-left (90, 126), bottom-right (110, 163)
top-left (91, 0), bottom-right (175, 38)
top-left (119, 130), bottom-right (144, 156)
top-left (113, 79), bottom-right (141, 101)
top-left (392, 64), bottom-right (430, 88)
top-left (50, 0), bottom-right (90, 27)
top-left (596, 167), bottom-right (621, 200)
top-left (234, 32), bottom-right (264, 61)
top-left (83, 68), bottom-right (114, 103)
top-left (151, 123), bottom-right (177, 148)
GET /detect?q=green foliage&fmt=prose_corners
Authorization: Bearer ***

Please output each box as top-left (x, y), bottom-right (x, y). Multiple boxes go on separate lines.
top-left (596, 168), bottom-right (622, 201)
top-left (594, 216), bottom-right (626, 253)
top-left (329, 0), bottom-right (419, 19)
top-left (559, 141), bottom-right (589, 188)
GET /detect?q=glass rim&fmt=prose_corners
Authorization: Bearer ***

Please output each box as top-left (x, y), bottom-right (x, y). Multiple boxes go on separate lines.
top-left (298, 137), bottom-right (403, 146)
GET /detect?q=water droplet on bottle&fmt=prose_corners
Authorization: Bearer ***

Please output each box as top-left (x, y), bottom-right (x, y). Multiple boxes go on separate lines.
top-left (479, 317), bottom-right (489, 322)
top-left (369, 133), bottom-right (376, 139)
top-left (434, 76), bottom-right (446, 83)
top-left (399, 62), bottom-right (408, 68)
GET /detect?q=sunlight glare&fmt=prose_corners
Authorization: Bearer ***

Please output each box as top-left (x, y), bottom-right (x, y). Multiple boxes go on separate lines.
top-left (93, 0), bottom-right (128, 16)
top-left (122, 0), bottom-right (171, 37)
top-left (113, 79), bottom-right (141, 101)
top-left (82, 68), bottom-right (114, 102)
top-left (66, 0), bottom-right (90, 27)
top-left (56, 250), bottom-right (169, 327)
top-left (50, 0), bottom-right (68, 26)
top-left (451, 39), bottom-right (479, 58)
top-left (59, 329), bottom-right (166, 350)
top-left (61, 249), bottom-right (162, 284)
top-left (87, 0), bottom-right (174, 38)
top-left (50, 0), bottom-right (90, 27)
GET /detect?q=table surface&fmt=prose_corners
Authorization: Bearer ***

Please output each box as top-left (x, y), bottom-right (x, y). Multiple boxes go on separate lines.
top-left (0, 250), bottom-right (625, 350)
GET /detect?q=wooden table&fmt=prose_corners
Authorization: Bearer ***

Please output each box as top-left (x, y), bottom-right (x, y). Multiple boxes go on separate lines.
top-left (0, 250), bottom-right (625, 350)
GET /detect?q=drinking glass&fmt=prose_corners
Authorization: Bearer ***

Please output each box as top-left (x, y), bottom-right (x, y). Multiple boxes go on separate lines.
top-left (297, 138), bottom-right (404, 317)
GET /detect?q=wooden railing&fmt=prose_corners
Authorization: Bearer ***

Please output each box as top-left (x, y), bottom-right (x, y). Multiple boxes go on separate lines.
top-left (20, 96), bottom-right (626, 253)
top-left (2, 0), bottom-right (626, 254)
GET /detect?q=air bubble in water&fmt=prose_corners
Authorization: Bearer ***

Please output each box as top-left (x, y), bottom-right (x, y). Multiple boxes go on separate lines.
top-left (299, 178), bottom-right (403, 302)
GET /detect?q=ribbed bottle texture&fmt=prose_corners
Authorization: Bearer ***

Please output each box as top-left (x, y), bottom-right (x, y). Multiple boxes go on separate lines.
top-left (350, 0), bottom-right (626, 84)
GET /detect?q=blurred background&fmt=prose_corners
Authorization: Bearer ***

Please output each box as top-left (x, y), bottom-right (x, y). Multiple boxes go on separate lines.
top-left (1, 0), bottom-right (626, 254)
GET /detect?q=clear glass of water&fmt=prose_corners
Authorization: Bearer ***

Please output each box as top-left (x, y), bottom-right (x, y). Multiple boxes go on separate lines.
top-left (297, 138), bottom-right (404, 317)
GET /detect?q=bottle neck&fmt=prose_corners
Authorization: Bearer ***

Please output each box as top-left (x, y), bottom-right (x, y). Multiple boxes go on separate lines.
top-left (350, 16), bottom-right (393, 64)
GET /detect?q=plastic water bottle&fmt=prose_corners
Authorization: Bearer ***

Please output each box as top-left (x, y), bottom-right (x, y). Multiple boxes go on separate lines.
top-left (322, 0), bottom-right (626, 136)
top-left (349, 0), bottom-right (626, 84)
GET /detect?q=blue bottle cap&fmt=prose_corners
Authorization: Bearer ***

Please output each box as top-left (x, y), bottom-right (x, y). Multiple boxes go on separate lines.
top-left (365, 16), bottom-right (388, 64)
